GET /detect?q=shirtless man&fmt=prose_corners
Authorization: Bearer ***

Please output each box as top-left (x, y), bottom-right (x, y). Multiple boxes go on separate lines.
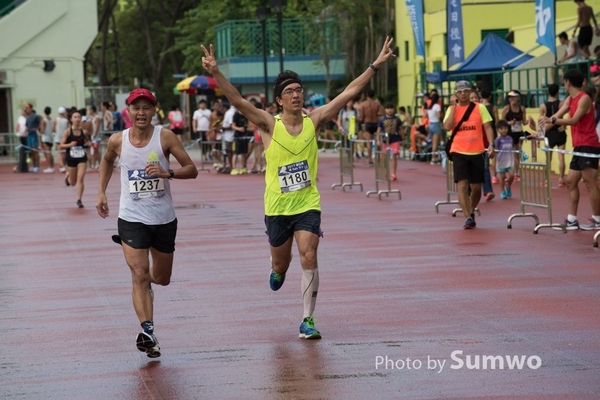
top-left (573, 0), bottom-right (600, 59)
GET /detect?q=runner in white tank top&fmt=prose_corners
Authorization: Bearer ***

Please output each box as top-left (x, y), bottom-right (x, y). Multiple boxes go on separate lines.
top-left (96, 88), bottom-right (198, 358)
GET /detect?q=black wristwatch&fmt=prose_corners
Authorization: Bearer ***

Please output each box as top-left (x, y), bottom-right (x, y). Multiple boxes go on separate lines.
top-left (551, 117), bottom-right (557, 124)
top-left (168, 169), bottom-right (174, 179)
top-left (369, 63), bottom-right (379, 72)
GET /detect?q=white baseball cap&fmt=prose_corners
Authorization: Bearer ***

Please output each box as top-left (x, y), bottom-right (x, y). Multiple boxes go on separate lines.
top-left (58, 106), bottom-right (67, 114)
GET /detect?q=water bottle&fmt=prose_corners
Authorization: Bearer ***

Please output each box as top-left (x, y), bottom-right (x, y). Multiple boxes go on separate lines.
top-left (537, 121), bottom-right (545, 138)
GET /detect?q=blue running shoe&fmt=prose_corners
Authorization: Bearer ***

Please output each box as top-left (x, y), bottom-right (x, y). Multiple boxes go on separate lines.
top-left (506, 187), bottom-right (512, 198)
top-left (463, 217), bottom-right (476, 229)
top-left (500, 189), bottom-right (507, 199)
top-left (299, 316), bottom-right (321, 339)
top-left (269, 269), bottom-right (285, 291)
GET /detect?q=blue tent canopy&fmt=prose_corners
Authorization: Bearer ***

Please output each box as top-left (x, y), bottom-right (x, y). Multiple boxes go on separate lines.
top-left (424, 34), bottom-right (534, 83)
top-left (452, 33), bottom-right (533, 74)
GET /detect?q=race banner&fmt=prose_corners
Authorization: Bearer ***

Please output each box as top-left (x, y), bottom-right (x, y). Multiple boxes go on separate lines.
top-left (447, 0), bottom-right (465, 67)
top-left (535, 0), bottom-right (556, 55)
top-left (405, 0), bottom-right (425, 57)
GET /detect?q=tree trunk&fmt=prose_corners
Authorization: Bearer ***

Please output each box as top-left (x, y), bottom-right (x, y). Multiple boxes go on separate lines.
top-left (98, 0), bottom-right (118, 86)
top-left (135, 0), bottom-right (184, 92)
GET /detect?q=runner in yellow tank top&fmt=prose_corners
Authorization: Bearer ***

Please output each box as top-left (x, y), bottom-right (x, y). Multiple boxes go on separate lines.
top-left (264, 115), bottom-right (320, 216)
top-left (201, 38), bottom-right (396, 339)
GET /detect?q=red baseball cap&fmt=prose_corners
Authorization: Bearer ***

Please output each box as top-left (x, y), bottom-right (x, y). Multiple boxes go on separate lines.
top-left (126, 88), bottom-right (157, 106)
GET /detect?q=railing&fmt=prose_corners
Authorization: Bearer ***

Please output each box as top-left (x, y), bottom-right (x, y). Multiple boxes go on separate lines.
top-left (422, 60), bottom-right (596, 110)
top-left (0, 133), bottom-right (19, 163)
top-left (85, 86), bottom-right (130, 108)
top-left (213, 18), bottom-right (341, 59)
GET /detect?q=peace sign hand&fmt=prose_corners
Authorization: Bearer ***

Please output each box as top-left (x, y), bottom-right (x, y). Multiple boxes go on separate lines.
top-left (373, 36), bottom-right (396, 67)
top-left (201, 44), bottom-right (218, 75)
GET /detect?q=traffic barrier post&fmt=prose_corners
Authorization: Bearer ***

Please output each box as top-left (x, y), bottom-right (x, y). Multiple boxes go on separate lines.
top-left (434, 158), bottom-right (481, 217)
top-left (331, 136), bottom-right (363, 192)
top-left (507, 137), bottom-right (565, 233)
top-left (366, 133), bottom-right (401, 200)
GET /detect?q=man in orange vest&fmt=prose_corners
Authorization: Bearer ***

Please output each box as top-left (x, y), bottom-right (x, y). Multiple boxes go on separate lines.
top-left (443, 81), bottom-right (495, 229)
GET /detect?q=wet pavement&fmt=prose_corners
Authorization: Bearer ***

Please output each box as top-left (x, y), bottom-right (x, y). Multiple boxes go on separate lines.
top-left (1, 152), bottom-right (599, 399)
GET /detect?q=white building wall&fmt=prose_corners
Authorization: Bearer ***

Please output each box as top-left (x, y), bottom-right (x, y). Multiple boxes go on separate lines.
top-left (0, 0), bottom-right (97, 129)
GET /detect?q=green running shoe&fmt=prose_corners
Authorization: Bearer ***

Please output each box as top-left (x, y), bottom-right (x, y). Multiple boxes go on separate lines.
top-left (299, 316), bottom-right (321, 339)
top-left (269, 269), bottom-right (285, 291)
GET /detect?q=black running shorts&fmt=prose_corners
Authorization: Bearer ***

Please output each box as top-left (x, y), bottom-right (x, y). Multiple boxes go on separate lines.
top-left (570, 146), bottom-right (600, 171)
top-left (545, 130), bottom-right (567, 149)
top-left (452, 152), bottom-right (485, 184)
top-left (117, 218), bottom-right (177, 253)
top-left (509, 131), bottom-right (524, 146)
top-left (578, 26), bottom-right (593, 47)
top-left (364, 123), bottom-right (378, 135)
top-left (264, 210), bottom-right (322, 248)
top-left (234, 135), bottom-right (250, 155)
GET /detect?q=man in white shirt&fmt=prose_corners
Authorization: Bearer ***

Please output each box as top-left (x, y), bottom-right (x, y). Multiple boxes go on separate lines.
top-left (219, 102), bottom-right (236, 173)
top-left (192, 100), bottom-right (212, 160)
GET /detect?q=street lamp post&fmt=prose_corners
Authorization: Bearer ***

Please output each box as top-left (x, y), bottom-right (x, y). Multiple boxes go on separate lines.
top-left (255, 6), bottom-right (271, 105)
top-left (269, 0), bottom-right (287, 74)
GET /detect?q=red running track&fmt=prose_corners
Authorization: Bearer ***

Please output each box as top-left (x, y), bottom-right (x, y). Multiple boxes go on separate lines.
top-left (1, 154), bottom-right (599, 399)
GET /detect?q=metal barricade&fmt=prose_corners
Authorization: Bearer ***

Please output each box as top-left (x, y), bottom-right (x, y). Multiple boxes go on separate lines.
top-left (188, 139), bottom-right (212, 173)
top-left (434, 159), bottom-right (481, 217)
top-left (0, 133), bottom-right (19, 162)
top-left (434, 159), bottom-right (459, 213)
top-left (331, 137), bottom-right (363, 192)
top-left (366, 133), bottom-right (401, 200)
top-left (507, 137), bottom-right (565, 233)
top-left (185, 136), bottom-right (222, 173)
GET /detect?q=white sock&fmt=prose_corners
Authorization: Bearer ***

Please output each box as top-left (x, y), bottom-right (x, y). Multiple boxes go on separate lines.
top-left (567, 214), bottom-right (577, 223)
top-left (302, 268), bottom-right (319, 319)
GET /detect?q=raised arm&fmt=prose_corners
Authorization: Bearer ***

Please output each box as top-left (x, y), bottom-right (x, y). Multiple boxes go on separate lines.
top-left (309, 37), bottom-right (396, 128)
top-left (201, 44), bottom-right (274, 134)
top-left (443, 106), bottom-right (456, 131)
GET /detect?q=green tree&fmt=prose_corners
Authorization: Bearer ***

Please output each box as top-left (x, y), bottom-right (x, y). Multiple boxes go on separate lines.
top-left (86, 0), bottom-right (396, 104)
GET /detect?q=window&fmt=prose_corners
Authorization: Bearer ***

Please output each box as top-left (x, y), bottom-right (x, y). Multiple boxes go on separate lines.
top-left (481, 29), bottom-right (511, 43)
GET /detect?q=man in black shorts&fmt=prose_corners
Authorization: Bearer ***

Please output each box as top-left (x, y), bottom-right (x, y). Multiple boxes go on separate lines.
top-left (443, 81), bottom-right (495, 229)
top-left (231, 108), bottom-right (252, 174)
top-left (96, 88), bottom-right (198, 358)
top-left (573, 0), bottom-right (600, 59)
top-left (359, 89), bottom-right (383, 166)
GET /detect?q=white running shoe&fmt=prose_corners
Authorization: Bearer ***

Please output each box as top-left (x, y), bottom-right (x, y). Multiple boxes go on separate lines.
top-left (43, 168), bottom-right (55, 173)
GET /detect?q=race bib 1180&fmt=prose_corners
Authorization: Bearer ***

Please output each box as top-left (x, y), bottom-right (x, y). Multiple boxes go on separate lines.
top-left (278, 160), bottom-right (311, 193)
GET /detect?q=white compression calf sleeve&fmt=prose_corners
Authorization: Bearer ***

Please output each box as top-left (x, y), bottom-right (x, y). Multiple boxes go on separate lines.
top-left (302, 268), bottom-right (319, 318)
